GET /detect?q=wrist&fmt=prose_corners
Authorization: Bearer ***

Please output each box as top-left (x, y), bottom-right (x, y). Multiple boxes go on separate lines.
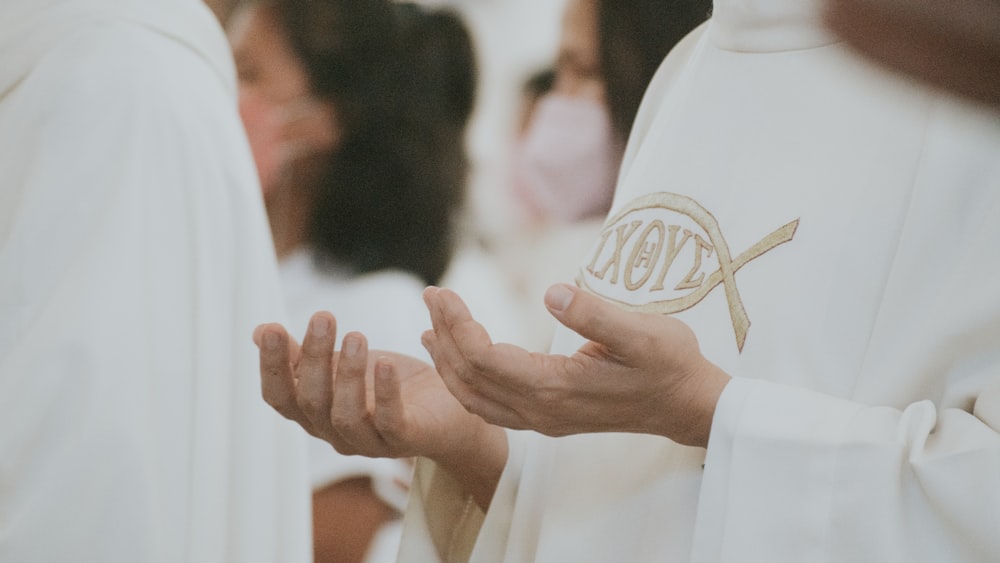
top-left (433, 421), bottom-right (509, 511)
top-left (674, 360), bottom-right (730, 448)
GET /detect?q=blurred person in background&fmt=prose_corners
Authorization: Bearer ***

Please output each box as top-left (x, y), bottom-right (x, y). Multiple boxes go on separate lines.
top-left (228, 0), bottom-right (476, 561)
top-left (500, 0), bottom-right (711, 352)
top-left (0, 0), bottom-right (309, 561)
top-left (511, 0), bottom-right (711, 224)
top-left (514, 67), bottom-right (557, 138)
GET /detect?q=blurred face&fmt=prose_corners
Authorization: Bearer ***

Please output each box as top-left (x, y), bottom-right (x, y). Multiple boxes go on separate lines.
top-left (554, 0), bottom-right (605, 103)
top-left (227, 4), bottom-right (338, 198)
top-left (228, 4), bottom-right (310, 106)
top-left (511, 0), bottom-right (617, 222)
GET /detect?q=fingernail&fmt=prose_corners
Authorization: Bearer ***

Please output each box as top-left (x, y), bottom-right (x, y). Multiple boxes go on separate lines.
top-left (311, 315), bottom-right (329, 337)
top-left (545, 284), bottom-right (574, 312)
top-left (344, 335), bottom-right (359, 356)
top-left (263, 331), bottom-right (280, 349)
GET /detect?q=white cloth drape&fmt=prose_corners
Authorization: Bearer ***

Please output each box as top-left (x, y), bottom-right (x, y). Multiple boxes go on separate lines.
top-left (0, 1), bottom-right (311, 561)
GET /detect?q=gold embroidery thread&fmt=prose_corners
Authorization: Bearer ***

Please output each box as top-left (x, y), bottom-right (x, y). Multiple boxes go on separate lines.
top-left (576, 192), bottom-right (799, 352)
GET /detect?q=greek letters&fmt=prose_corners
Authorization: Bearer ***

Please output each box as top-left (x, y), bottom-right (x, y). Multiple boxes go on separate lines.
top-left (587, 219), bottom-right (716, 295)
top-left (578, 192), bottom-right (799, 352)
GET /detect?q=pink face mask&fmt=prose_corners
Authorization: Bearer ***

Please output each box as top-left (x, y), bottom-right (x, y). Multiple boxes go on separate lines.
top-left (238, 90), bottom-right (286, 198)
top-left (512, 93), bottom-right (620, 222)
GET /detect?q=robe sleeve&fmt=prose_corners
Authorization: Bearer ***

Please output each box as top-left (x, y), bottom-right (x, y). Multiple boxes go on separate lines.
top-left (693, 100), bottom-right (1000, 562)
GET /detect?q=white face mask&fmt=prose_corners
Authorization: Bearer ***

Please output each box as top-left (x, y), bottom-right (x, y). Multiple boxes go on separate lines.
top-left (512, 92), bottom-right (619, 222)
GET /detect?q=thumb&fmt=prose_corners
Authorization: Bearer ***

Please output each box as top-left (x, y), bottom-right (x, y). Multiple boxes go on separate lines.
top-left (544, 283), bottom-right (641, 354)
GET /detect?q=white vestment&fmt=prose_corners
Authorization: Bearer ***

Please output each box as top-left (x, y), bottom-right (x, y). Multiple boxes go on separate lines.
top-left (0, 1), bottom-right (310, 561)
top-left (398, 0), bottom-right (1000, 561)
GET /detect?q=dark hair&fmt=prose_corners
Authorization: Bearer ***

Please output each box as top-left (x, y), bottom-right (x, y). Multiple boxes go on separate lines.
top-left (597, 0), bottom-right (711, 141)
top-left (268, 0), bottom-right (476, 286)
top-left (394, 2), bottom-right (478, 128)
top-left (523, 67), bottom-right (556, 101)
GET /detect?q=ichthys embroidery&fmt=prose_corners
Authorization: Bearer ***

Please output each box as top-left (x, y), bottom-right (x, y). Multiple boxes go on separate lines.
top-left (576, 192), bottom-right (798, 352)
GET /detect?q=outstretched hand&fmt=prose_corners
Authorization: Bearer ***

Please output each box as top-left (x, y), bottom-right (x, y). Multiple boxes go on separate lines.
top-left (422, 284), bottom-right (730, 448)
top-left (254, 313), bottom-right (508, 508)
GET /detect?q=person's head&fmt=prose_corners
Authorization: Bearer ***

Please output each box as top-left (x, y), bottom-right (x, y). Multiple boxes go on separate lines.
top-left (229, 0), bottom-right (475, 286)
top-left (516, 67), bottom-right (557, 136)
top-left (552, 0), bottom-right (604, 104)
top-left (597, 0), bottom-right (712, 141)
top-left (394, 2), bottom-right (478, 130)
top-left (513, 0), bottom-right (709, 222)
top-left (547, 0), bottom-right (711, 143)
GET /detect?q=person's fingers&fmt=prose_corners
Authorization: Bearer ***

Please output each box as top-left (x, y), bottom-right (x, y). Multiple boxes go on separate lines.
top-left (287, 332), bottom-right (302, 371)
top-left (420, 328), bottom-right (454, 382)
top-left (425, 293), bottom-right (543, 428)
top-left (421, 309), bottom-right (487, 410)
top-left (252, 323), bottom-right (267, 347)
top-left (331, 331), bottom-right (383, 454)
top-left (457, 389), bottom-right (531, 431)
top-left (433, 288), bottom-right (537, 387)
top-left (254, 322), bottom-right (302, 372)
top-left (423, 287), bottom-right (471, 377)
top-left (371, 358), bottom-right (407, 449)
top-left (433, 288), bottom-right (494, 351)
top-left (421, 327), bottom-right (494, 409)
top-left (544, 283), bottom-right (647, 357)
top-left (296, 312), bottom-right (337, 429)
top-left (257, 323), bottom-right (307, 425)
top-left (427, 289), bottom-right (531, 392)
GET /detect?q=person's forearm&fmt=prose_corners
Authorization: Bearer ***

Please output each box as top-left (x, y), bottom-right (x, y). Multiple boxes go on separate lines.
top-left (433, 423), bottom-right (509, 511)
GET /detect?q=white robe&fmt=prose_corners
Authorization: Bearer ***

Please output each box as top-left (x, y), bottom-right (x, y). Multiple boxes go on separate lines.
top-left (0, 1), bottom-right (310, 561)
top-left (398, 0), bottom-right (1000, 561)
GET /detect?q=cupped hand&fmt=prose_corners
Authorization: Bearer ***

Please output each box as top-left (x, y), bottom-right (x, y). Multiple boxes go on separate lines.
top-left (255, 313), bottom-right (494, 460)
top-left (254, 313), bottom-right (508, 508)
top-left (422, 284), bottom-right (730, 448)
